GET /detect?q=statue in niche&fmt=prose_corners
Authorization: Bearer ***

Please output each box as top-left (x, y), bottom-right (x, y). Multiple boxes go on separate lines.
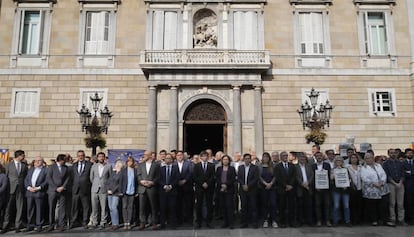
top-left (193, 9), bottom-right (217, 48)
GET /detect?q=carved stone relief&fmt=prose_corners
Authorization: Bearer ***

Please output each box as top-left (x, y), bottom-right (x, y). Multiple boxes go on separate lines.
top-left (193, 9), bottom-right (217, 48)
top-left (184, 100), bottom-right (226, 121)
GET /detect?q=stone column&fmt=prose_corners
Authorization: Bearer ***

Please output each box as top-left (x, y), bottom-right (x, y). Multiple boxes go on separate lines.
top-left (254, 85), bottom-right (264, 156)
top-left (169, 85), bottom-right (178, 150)
top-left (147, 85), bottom-right (157, 152)
top-left (407, 0), bottom-right (414, 73)
top-left (232, 85), bottom-right (242, 154)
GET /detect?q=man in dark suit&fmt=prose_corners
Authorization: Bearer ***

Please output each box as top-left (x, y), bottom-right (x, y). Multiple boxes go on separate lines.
top-left (1, 150), bottom-right (28, 233)
top-left (70, 150), bottom-right (92, 229)
top-left (137, 150), bottom-right (160, 230)
top-left (159, 153), bottom-right (179, 229)
top-left (237, 153), bottom-right (259, 228)
top-left (275, 151), bottom-right (296, 228)
top-left (0, 164), bottom-right (8, 232)
top-left (24, 156), bottom-right (47, 232)
top-left (404, 148), bottom-right (414, 224)
top-left (175, 150), bottom-right (193, 224)
top-left (193, 150), bottom-right (215, 228)
top-left (47, 154), bottom-right (70, 232)
top-left (295, 153), bottom-right (314, 226)
top-left (313, 151), bottom-right (331, 227)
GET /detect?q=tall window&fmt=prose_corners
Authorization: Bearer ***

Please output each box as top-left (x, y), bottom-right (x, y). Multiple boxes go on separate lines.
top-left (233, 11), bottom-right (259, 50)
top-left (152, 11), bottom-right (178, 50)
top-left (11, 88), bottom-right (41, 117)
top-left (368, 89), bottom-right (396, 116)
top-left (10, 4), bottom-right (53, 68)
top-left (299, 12), bottom-right (324, 55)
top-left (363, 12), bottom-right (388, 56)
top-left (20, 11), bottom-right (44, 55)
top-left (85, 11), bottom-right (109, 55)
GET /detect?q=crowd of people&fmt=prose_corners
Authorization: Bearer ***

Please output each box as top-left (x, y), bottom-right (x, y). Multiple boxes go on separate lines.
top-left (0, 145), bottom-right (413, 233)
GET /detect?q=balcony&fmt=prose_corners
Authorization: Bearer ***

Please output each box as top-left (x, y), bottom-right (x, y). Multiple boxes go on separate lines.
top-left (139, 49), bottom-right (271, 71)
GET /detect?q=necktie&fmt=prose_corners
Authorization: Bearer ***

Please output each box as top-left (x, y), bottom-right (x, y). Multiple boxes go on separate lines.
top-left (284, 163), bottom-right (288, 173)
top-left (16, 162), bottom-right (21, 175)
top-left (78, 162), bottom-right (82, 174)
top-left (203, 163), bottom-right (207, 172)
top-left (58, 165), bottom-right (62, 173)
top-left (166, 166), bottom-right (171, 184)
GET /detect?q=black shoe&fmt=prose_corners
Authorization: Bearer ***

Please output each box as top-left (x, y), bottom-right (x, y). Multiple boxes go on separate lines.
top-left (194, 223), bottom-right (201, 229)
top-left (15, 228), bottom-right (21, 233)
top-left (46, 226), bottom-right (54, 232)
top-left (386, 221), bottom-right (396, 227)
top-left (0, 229), bottom-right (7, 234)
top-left (23, 227), bottom-right (34, 232)
top-left (36, 227), bottom-right (42, 232)
top-left (240, 224), bottom-right (248, 228)
top-left (206, 223), bottom-right (213, 229)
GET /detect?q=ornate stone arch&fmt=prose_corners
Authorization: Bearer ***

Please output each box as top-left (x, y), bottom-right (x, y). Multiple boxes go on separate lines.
top-left (179, 94), bottom-right (232, 123)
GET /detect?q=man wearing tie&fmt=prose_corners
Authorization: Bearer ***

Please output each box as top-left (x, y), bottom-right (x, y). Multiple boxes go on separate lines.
top-left (70, 150), bottom-right (92, 229)
top-left (47, 154), bottom-right (70, 232)
top-left (175, 150), bottom-right (193, 225)
top-left (404, 148), bottom-right (414, 224)
top-left (159, 153), bottom-right (179, 229)
top-left (237, 153), bottom-right (259, 228)
top-left (275, 151), bottom-right (296, 228)
top-left (24, 156), bottom-right (47, 232)
top-left (1, 150), bottom-right (28, 233)
top-left (193, 150), bottom-right (215, 228)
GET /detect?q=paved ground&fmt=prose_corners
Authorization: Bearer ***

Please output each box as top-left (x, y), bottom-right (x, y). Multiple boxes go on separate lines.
top-left (1, 225), bottom-right (413, 237)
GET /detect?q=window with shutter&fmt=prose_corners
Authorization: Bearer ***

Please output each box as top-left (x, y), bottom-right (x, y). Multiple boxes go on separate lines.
top-left (368, 89), bottom-right (396, 116)
top-left (152, 11), bottom-right (178, 50)
top-left (11, 89), bottom-right (41, 117)
top-left (85, 11), bottom-right (110, 55)
top-left (364, 12), bottom-right (388, 56)
top-left (299, 12), bottom-right (324, 55)
top-left (233, 11), bottom-right (259, 50)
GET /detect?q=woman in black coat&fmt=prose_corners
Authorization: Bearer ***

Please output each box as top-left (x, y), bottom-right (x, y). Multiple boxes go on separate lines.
top-left (215, 155), bottom-right (237, 228)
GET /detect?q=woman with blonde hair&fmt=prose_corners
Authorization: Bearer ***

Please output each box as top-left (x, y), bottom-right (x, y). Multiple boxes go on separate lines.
top-left (330, 156), bottom-right (351, 226)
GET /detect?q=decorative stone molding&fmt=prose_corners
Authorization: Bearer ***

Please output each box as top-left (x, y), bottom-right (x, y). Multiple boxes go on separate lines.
top-left (353, 0), bottom-right (395, 5)
top-left (289, 0), bottom-right (332, 5)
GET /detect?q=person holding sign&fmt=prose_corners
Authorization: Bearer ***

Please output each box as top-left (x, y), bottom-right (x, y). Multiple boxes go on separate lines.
top-left (330, 156), bottom-right (351, 226)
top-left (313, 151), bottom-right (332, 227)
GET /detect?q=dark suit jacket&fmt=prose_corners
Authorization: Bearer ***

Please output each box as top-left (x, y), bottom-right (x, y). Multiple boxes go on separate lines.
top-left (5, 161), bottom-right (28, 194)
top-left (295, 163), bottom-right (314, 196)
top-left (313, 162), bottom-right (331, 190)
top-left (193, 162), bottom-right (215, 193)
top-left (237, 164), bottom-right (260, 193)
top-left (159, 165), bottom-right (179, 195)
top-left (107, 171), bottom-right (122, 196)
top-left (215, 166), bottom-right (237, 194)
top-left (137, 161), bottom-right (160, 194)
top-left (24, 167), bottom-right (48, 198)
top-left (47, 164), bottom-right (70, 193)
top-left (175, 160), bottom-right (193, 191)
top-left (275, 162), bottom-right (296, 194)
top-left (71, 161), bottom-right (92, 194)
top-left (0, 173), bottom-right (8, 201)
top-left (120, 167), bottom-right (138, 195)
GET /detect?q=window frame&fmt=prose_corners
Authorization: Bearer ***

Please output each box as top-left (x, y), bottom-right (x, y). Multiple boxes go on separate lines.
top-left (77, 3), bottom-right (118, 68)
top-left (10, 88), bottom-right (41, 118)
top-left (367, 88), bottom-right (397, 117)
top-left (79, 88), bottom-right (109, 117)
top-left (10, 3), bottom-right (53, 68)
top-left (292, 4), bottom-right (332, 68)
top-left (356, 4), bottom-right (396, 67)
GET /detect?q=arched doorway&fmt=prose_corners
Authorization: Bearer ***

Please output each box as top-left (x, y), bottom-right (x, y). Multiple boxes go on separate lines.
top-left (183, 99), bottom-right (227, 156)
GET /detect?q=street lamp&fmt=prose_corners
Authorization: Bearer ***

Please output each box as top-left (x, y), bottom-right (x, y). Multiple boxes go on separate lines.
top-left (77, 92), bottom-right (113, 155)
top-left (297, 88), bottom-right (333, 144)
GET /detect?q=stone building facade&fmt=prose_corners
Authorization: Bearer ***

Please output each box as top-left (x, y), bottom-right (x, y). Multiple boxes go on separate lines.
top-left (0, 0), bottom-right (413, 159)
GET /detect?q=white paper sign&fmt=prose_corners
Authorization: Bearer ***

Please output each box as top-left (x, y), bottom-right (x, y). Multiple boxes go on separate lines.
top-left (315, 169), bottom-right (329, 189)
top-left (334, 168), bottom-right (350, 188)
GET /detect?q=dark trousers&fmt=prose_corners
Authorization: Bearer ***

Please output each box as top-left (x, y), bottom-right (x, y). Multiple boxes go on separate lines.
top-left (349, 189), bottom-right (363, 224)
top-left (176, 186), bottom-right (193, 223)
top-left (239, 191), bottom-right (257, 226)
top-left (195, 190), bottom-right (213, 224)
top-left (314, 190), bottom-right (331, 222)
top-left (219, 191), bottom-right (234, 227)
top-left (260, 189), bottom-right (277, 222)
top-left (48, 192), bottom-right (66, 227)
top-left (404, 179), bottom-right (414, 223)
top-left (3, 191), bottom-right (24, 229)
top-left (26, 197), bottom-right (44, 228)
top-left (296, 190), bottom-right (313, 225)
top-left (365, 197), bottom-right (389, 223)
top-left (122, 195), bottom-right (135, 224)
top-left (139, 190), bottom-right (158, 224)
top-left (71, 192), bottom-right (90, 225)
top-left (278, 190), bottom-right (295, 226)
top-left (159, 191), bottom-right (177, 227)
